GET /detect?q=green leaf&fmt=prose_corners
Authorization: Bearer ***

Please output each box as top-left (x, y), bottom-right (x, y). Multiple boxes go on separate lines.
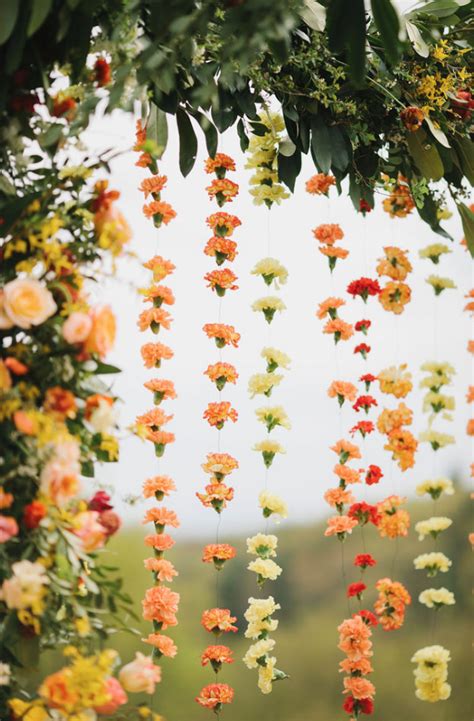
top-left (310, 115), bottom-right (331, 173)
top-left (278, 148), bottom-right (301, 192)
top-left (453, 137), bottom-right (474, 185)
top-left (415, 193), bottom-right (451, 240)
top-left (406, 129), bottom-right (444, 180)
top-left (458, 202), bottom-right (474, 258)
top-left (27, 0), bottom-right (52, 36)
top-left (94, 361), bottom-right (122, 375)
top-left (194, 111), bottom-right (218, 158)
top-left (300, 0), bottom-right (326, 31)
top-left (328, 125), bottom-right (350, 172)
top-left (81, 460), bottom-right (95, 478)
top-left (0, 0), bottom-right (19, 45)
top-left (147, 104), bottom-right (168, 159)
top-left (236, 119), bottom-right (249, 152)
top-left (371, 0), bottom-right (401, 64)
top-left (176, 109), bottom-right (198, 176)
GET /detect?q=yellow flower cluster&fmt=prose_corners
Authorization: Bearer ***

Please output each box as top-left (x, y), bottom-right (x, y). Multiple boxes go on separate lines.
top-left (414, 552), bottom-right (452, 576)
top-left (252, 257), bottom-right (288, 288)
top-left (245, 111), bottom-right (290, 207)
top-left (243, 597), bottom-right (284, 694)
top-left (418, 587), bottom-right (455, 609)
top-left (261, 346), bottom-right (291, 372)
top-left (378, 364), bottom-right (413, 398)
top-left (255, 405), bottom-right (291, 432)
top-left (426, 275), bottom-right (456, 296)
top-left (419, 243), bottom-right (451, 265)
top-left (411, 645), bottom-right (451, 702)
top-left (415, 516), bottom-right (452, 541)
top-left (252, 295), bottom-right (287, 323)
top-left (416, 477), bottom-right (454, 500)
top-left (248, 373), bottom-right (283, 398)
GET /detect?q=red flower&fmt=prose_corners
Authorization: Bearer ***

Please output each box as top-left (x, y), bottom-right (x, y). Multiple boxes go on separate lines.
top-left (360, 373), bottom-right (377, 391)
top-left (365, 465), bottom-right (383, 486)
top-left (52, 96), bottom-right (77, 119)
top-left (359, 199), bottom-right (373, 215)
top-left (347, 277), bottom-right (381, 302)
top-left (354, 343), bottom-right (371, 359)
top-left (343, 696), bottom-right (374, 715)
top-left (357, 609), bottom-right (379, 627)
top-left (94, 57), bottom-right (112, 86)
top-left (23, 501), bottom-right (47, 530)
top-left (452, 89), bottom-right (474, 121)
top-left (350, 421), bottom-right (375, 438)
top-left (88, 490), bottom-right (113, 512)
top-left (353, 395), bottom-right (377, 414)
top-left (355, 319), bottom-right (371, 334)
top-left (347, 581), bottom-right (366, 598)
top-left (348, 502), bottom-right (380, 526)
top-left (354, 553), bottom-right (377, 569)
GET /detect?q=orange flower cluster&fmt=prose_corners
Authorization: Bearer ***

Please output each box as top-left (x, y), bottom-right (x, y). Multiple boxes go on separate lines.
top-left (204, 268), bottom-right (239, 296)
top-left (313, 222), bottom-right (349, 271)
top-left (377, 495), bottom-right (410, 538)
top-left (204, 362), bottom-right (239, 390)
top-left (338, 612), bottom-right (376, 717)
top-left (374, 578), bottom-right (411, 630)
top-left (377, 247), bottom-right (412, 315)
top-left (306, 173), bottom-right (336, 196)
top-left (134, 118), bottom-right (180, 678)
top-left (203, 401), bottom-right (238, 429)
top-left (377, 402), bottom-right (418, 471)
top-left (382, 176), bottom-right (415, 218)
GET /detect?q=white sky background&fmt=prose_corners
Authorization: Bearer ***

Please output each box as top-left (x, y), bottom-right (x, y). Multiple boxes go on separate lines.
top-left (82, 107), bottom-right (472, 539)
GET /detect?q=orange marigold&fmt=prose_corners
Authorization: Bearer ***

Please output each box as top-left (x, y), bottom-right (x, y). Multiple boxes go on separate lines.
top-left (203, 401), bottom-right (238, 429)
top-left (316, 296), bottom-right (346, 320)
top-left (144, 557), bottom-right (178, 582)
top-left (141, 342), bottom-right (174, 368)
top-left (196, 683), bottom-right (234, 710)
top-left (142, 200), bottom-right (177, 225)
top-left (324, 514), bottom-right (358, 538)
top-left (204, 362), bottom-right (238, 390)
top-left (143, 378), bottom-right (177, 403)
top-left (206, 178), bottom-right (239, 206)
top-left (204, 268), bottom-right (238, 295)
top-left (328, 381), bottom-right (358, 405)
top-left (137, 307), bottom-right (173, 333)
top-left (145, 429), bottom-right (175, 452)
top-left (139, 175), bottom-right (167, 198)
top-left (204, 237), bottom-right (238, 264)
top-left (136, 408), bottom-right (173, 428)
top-left (201, 645), bottom-right (234, 669)
top-left (306, 173), bottom-right (336, 195)
top-left (206, 212), bottom-right (241, 236)
top-left (331, 439), bottom-right (361, 463)
top-left (333, 463), bottom-right (361, 485)
top-left (205, 153), bottom-right (236, 175)
top-left (313, 223), bottom-right (344, 246)
top-left (144, 533), bottom-right (175, 552)
top-left (203, 323), bottom-right (240, 348)
top-left (201, 608), bottom-right (238, 634)
top-left (202, 543), bottom-right (237, 568)
top-left (323, 318), bottom-right (354, 343)
top-left (324, 487), bottom-right (356, 509)
top-left (141, 285), bottom-right (175, 306)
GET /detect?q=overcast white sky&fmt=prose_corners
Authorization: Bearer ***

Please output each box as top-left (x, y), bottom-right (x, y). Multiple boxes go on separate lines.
top-left (82, 107), bottom-right (472, 539)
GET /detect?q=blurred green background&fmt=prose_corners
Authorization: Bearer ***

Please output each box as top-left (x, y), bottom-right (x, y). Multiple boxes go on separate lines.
top-left (36, 492), bottom-right (472, 720)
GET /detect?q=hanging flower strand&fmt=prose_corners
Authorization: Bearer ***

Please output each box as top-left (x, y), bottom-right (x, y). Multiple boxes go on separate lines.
top-left (197, 153), bottom-right (240, 714)
top-left (134, 117), bottom-right (180, 688)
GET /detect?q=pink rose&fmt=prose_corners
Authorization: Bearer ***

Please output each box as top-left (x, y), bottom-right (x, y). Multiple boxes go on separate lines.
top-left (3, 278), bottom-right (56, 329)
top-left (118, 652), bottom-right (161, 694)
top-left (62, 311), bottom-right (93, 344)
top-left (0, 516), bottom-right (19, 543)
top-left (94, 677), bottom-right (127, 715)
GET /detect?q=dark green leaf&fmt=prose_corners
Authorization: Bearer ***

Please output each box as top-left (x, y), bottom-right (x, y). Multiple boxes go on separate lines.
top-left (453, 137), bottom-right (474, 186)
top-left (458, 202), bottom-right (474, 258)
top-left (27, 0), bottom-right (52, 37)
top-left (407, 129), bottom-right (444, 180)
top-left (236, 119), bottom-right (249, 152)
top-left (328, 125), bottom-right (350, 172)
top-left (176, 108), bottom-right (198, 176)
top-left (194, 111), bottom-right (218, 158)
top-left (371, 0), bottom-right (401, 64)
top-left (0, 0), bottom-right (19, 45)
top-left (310, 115), bottom-right (331, 173)
top-left (94, 362), bottom-right (122, 375)
top-left (278, 149), bottom-right (301, 192)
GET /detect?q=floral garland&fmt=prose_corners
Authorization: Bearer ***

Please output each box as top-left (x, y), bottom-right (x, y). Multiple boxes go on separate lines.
top-left (133, 118), bottom-right (180, 695)
top-left (196, 152), bottom-right (242, 715)
top-left (243, 113), bottom-right (290, 695)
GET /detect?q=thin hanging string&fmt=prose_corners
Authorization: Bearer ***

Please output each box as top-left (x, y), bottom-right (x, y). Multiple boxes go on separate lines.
top-left (264, 210), bottom-right (273, 537)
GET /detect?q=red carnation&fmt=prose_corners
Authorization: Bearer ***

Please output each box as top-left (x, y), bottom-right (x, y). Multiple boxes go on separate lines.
top-left (94, 57), bottom-right (112, 86)
top-left (355, 319), bottom-right (371, 335)
top-left (348, 502), bottom-right (380, 526)
top-left (52, 96), bottom-right (77, 119)
top-left (360, 373), bottom-right (377, 391)
top-left (347, 581), bottom-right (366, 599)
top-left (23, 501), bottom-right (47, 530)
top-left (350, 421), bottom-right (375, 438)
top-left (365, 464), bottom-right (383, 485)
top-left (357, 609), bottom-right (378, 627)
top-left (354, 553), bottom-right (377, 569)
top-left (347, 277), bottom-right (381, 302)
top-left (359, 199), bottom-right (373, 215)
top-left (354, 343), bottom-right (371, 359)
top-left (353, 395), bottom-right (377, 414)
top-left (88, 490), bottom-right (113, 512)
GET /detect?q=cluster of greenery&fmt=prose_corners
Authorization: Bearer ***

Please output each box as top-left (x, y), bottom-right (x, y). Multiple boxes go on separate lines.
top-left (0, 0), bottom-right (473, 251)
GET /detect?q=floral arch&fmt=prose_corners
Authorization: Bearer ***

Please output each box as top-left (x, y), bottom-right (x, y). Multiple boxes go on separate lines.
top-left (0, 1), bottom-right (472, 720)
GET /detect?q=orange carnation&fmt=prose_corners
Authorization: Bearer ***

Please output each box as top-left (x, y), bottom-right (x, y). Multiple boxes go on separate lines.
top-left (313, 223), bottom-right (344, 245)
top-left (316, 296), bottom-right (345, 320)
top-left (137, 307), bottom-right (173, 333)
top-left (201, 608), bottom-right (238, 635)
top-left (203, 401), bottom-right (238, 429)
top-left (143, 379), bottom-right (177, 403)
top-left (142, 200), bottom-right (176, 226)
top-left (139, 175), bottom-right (167, 198)
top-left (142, 585), bottom-right (180, 627)
top-left (204, 268), bottom-right (238, 295)
top-left (144, 558), bottom-right (178, 582)
top-left (144, 533), bottom-right (175, 552)
top-left (376, 246), bottom-right (412, 281)
top-left (306, 173), bottom-right (336, 195)
top-left (136, 408), bottom-right (173, 428)
top-left (206, 212), bottom-right (241, 236)
top-left (143, 255), bottom-right (176, 282)
top-left (142, 633), bottom-right (177, 657)
top-left (204, 237), bottom-right (238, 264)
top-left (196, 482), bottom-right (234, 512)
top-left (142, 506), bottom-right (180, 528)
top-left (141, 342), bottom-right (173, 368)
top-left (323, 318), bottom-right (354, 343)
top-left (203, 323), bottom-right (240, 348)
top-left (201, 645), bottom-right (234, 670)
top-left (331, 439), bottom-right (361, 463)
top-left (206, 178), bottom-right (239, 206)
top-left (378, 281), bottom-right (411, 314)
top-left (205, 153), bottom-right (236, 175)
top-left (201, 452), bottom-right (239, 479)
top-left (204, 362), bottom-right (238, 390)
top-left (202, 543), bottom-right (237, 569)
top-left (196, 683), bottom-right (234, 710)
top-left (142, 475), bottom-right (176, 499)
top-left (141, 285), bottom-right (175, 306)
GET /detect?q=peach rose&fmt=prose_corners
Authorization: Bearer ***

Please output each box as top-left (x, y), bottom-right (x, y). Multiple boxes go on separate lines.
top-left (84, 306), bottom-right (116, 358)
top-left (0, 291), bottom-right (13, 330)
top-left (94, 677), bottom-right (128, 715)
top-left (3, 278), bottom-right (57, 329)
top-left (118, 652), bottom-right (161, 694)
top-left (62, 311), bottom-right (92, 344)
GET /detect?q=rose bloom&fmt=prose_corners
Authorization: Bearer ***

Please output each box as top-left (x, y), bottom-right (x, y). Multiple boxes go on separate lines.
top-left (84, 305), bottom-right (116, 357)
top-left (72, 511), bottom-right (107, 552)
top-left (2, 278), bottom-right (57, 329)
top-left (0, 517), bottom-right (19, 543)
top-left (44, 386), bottom-right (77, 419)
top-left (93, 677), bottom-right (128, 715)
top-left (119, 652), bottom-right (161, 694)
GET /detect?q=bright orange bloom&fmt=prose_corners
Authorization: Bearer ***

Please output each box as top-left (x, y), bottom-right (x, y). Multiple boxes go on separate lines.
top-left (136, 151), bottom-right (152, 168)
top-left (139, 175), bottom-right (167, 198)
top-left (202, 543), bottom-right (237, 566)
top-left (205, 153), bottom-right (236, 174)
top-left (343, 676), bottom-right (376, 700)
top-left (378, 281), bottom-right (411, 314)
top-left (333, 464), bottom-right (361, 485)
top-left (468, 419), bottom-right (474, 436)
top-left (44, 386), bottom-right (77, 419)
top-left (376, 247), bottom-right (412, 281)
top-left (323, 487), bottom-right (355, 508)
top-left (142, 506), bottom-right (180, 528)
top-left (196, 683), bottom-right (234, 710)
top-left (13, 410), bottom-right (38, 435)
top-left (325, 515), bottom-right (358, 537)
top-left (464, 289), bottom-right (474, 314)
top-left (467, 386), bottom-right (474, 403)
top-left (377, 495), bottom-right (410, 538)
top-left (469, 340), bottom-right (474, 354)
top-left (203, 323), bottom-right (240, 348)
top-left (84, 393), bottom-right (114, 420)
top-left (143, 200), bottom-right (176, 224)
top-left (142, 475), bottom-right (176, 499)
top-left (374, 577), bottom-right (411, 631)
top-left (316, 296), bottom-right (345, 320)
top-left (143, 255), bottom-right (176, 282)
top-left (305, 173), bottom-right (336, 195)
top-left (319, 245), bottom-right (349, 259)
top-left (204, 268), bottom-right (238, 294)
top-left (0, 489), bottom-right (14, 509)
top-left (142, 585), bottom-right (180, 627)
top-left (340, 656), bottom-right (373, 675)
top-left (204, 362), bottom-right (238, 388)
top-left (382, 181), bottom-right (415, 218)
top-left (142, 633), bottom-right (177, 657)
top-left (144, 533), bottom-right (175, 552)
top-left (376, 403), bottom-right (413, 434)
top-left (141, 285), bottom-right (175, 305)
top-left (331, 439), bottom-right (361, 463)
top-left (206, 212), bottom-right (241, 236)
top-left (201, 608), bottom-right (238, 634)
top-left (201, 452), bottom-right (239, 479)
top-left (133, 119), bottom-right (147, 150)
top-left (203, 401), bottom-right (238, 428)
top-left (328, 380), bottom-right (357, 404)
top-left (201, 645), bottom-right (234, 667)
top-left (4, 357), bottom-right (28, 375)
top-left (141, 342), bottom-right (174, 368)
top-left (384, 428), bottom-right (418, 471)
top-left (204, 237), bottom-right (238, 263)
top-left (136, 408), bottom-right (173, 428)
top-left (138, 307), bottom-right (173, 332)
top-left (313, 224), bottom-right (344, 246)
top-left (337, 615), bottom-right (372, 659)
top-left (144, 558), bottom-right (178, 582)
top-left (143, 379), bottom-right (177, 401)
top-left (323, 319), bottom-right (354, 342)
top-left (196, 483), bottom-right (234, 512)
top-left (206, 178), bottom-right (239, 205)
